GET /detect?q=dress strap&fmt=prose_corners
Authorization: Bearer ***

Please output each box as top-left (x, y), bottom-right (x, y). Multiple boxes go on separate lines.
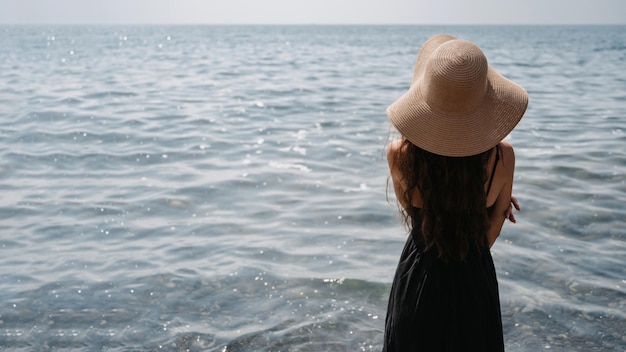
top-left (485, 144), bottom-right (500, 195)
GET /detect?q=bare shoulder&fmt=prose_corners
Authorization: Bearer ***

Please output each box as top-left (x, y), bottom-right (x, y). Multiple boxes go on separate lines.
top-left (386, 139), bottom-right (403, 159)
top-left (499, 140), bottom-right (514, 153)
top-left (498, 141), bottom-right (515, 170)
top-left (386, 139), bottom-right (404, 168)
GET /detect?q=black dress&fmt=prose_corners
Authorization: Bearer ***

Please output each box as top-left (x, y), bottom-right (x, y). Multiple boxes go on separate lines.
top-left (382, 228), bottom-right (504, 351)
top-left (383, 146), bottom-right (504, 351)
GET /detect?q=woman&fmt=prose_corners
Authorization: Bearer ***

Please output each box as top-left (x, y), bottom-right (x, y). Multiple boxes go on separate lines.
top-left (383, 34), bottom-right (528, 351)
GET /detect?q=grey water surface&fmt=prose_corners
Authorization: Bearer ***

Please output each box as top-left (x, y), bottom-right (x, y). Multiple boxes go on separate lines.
top-left (0, 25), bottom-right (624, 351)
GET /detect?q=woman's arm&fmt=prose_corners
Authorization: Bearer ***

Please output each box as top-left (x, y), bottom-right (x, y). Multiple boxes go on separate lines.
top-left (487, 143), bottom-right (516, 247)
top-left (387, 139), bottom-right (410, 212)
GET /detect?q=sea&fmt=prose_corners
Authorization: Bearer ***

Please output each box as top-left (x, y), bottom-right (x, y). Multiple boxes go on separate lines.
top-left (0, 25), bottom-right (624, 351)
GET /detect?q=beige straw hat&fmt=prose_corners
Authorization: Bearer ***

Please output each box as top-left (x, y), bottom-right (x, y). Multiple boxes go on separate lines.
top-left (387, 34), bottom-right (528, 157)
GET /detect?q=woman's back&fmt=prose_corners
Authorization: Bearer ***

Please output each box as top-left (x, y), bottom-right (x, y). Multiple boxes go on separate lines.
top-left (384, 142), bottom-right (508, 351)
top-left (387, 139), bottom-right (516, 253)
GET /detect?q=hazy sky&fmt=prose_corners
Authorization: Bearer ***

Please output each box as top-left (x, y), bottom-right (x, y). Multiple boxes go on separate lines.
top-left (1, 0), bottom-right (625, 25)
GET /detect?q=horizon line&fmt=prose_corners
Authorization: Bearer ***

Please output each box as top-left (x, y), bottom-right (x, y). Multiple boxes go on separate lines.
top-left (2, 22), bottom-right (625, 26)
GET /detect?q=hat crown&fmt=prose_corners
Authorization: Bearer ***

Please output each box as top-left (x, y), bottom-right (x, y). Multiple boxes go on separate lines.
top-left (422, 40), bottom-right (489, 115)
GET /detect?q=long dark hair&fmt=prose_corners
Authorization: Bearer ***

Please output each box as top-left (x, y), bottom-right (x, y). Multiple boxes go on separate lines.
top-left (393, 138), bottom-right (492, 261)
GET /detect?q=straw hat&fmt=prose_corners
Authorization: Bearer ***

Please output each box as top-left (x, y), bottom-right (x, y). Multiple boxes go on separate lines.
top-left (387, 34), bottom-right (528, 157)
